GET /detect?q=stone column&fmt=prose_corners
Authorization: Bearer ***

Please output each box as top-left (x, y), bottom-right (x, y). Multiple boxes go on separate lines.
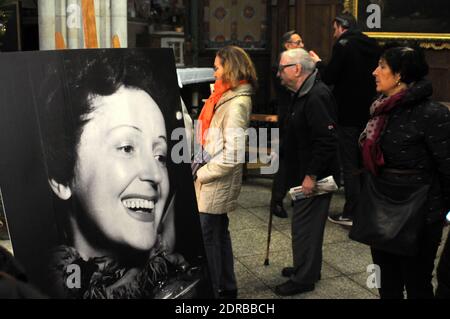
top-left (38, 0), bottom-right (56, 50)
top-left (67, 0), bottom-right (82, 49)
top-left (111, 0), bottom-right (127, 48)
top-left (104, 0), bottom-right (111, 48)
top-left (99, 0), bottom-right (111, 48)
top-left (55, 0), bottom-right (67, 47)
top-left (94, 0), bottom-right (101, 46)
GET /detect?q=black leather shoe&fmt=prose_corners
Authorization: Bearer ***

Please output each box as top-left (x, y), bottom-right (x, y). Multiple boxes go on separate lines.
top-left (219, 289), bottom-right (237, 299)
top-left (270, 203), bottom-right (288, 218)
top-left (281, 267), bottom-right (321, 281)
top-left (274, 280), bottom-right (314, 296)
top-left (281, 267), bottom-right (295, 277)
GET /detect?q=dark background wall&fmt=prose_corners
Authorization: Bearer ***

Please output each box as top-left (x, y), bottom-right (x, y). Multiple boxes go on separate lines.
top-left (427, 50), bottom-right (450, 102)
top-left (1, 0), bottom-right (450, 111)
top-left (191, 0), bottom-right (342, 114)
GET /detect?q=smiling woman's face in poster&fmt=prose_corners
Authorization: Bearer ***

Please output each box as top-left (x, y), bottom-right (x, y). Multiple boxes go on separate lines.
top-left (53, 87), bottom-right (170, 254)
top-left (0, 49), bottom-right (212, 299)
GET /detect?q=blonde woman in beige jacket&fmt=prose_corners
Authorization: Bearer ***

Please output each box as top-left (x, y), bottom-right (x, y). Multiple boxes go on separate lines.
top-left (194, 46), bottom-right (257, 298)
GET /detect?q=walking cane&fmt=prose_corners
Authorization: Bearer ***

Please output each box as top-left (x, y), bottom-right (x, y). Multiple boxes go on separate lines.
top-left (264, 205), bottom-right (273, 266)
top-left (264, 151), bottom-right (279, 266)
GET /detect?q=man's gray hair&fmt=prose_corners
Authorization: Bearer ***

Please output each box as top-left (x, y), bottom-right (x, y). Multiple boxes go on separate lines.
top-left (282, 48), bottom-right (316, 74)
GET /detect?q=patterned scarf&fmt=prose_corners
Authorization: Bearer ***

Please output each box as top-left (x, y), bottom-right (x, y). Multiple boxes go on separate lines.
top-left (359, 90), bottom-right (407, 175)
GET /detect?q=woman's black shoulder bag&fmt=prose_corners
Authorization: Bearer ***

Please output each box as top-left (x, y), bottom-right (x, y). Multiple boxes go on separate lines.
top-left (349, 170), bottom-right (430, 256)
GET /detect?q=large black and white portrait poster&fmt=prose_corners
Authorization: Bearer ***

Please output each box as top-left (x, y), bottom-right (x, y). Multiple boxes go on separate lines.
top-left (0, 49), bottom-right (213, 299)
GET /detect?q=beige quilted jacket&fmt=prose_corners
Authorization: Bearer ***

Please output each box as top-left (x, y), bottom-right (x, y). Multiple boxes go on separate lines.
top-left (195, 83), bottom-right (253, 214)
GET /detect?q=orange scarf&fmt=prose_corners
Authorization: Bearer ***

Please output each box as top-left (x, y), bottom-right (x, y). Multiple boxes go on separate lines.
top-left (197, 79), bottom-right (248, 145)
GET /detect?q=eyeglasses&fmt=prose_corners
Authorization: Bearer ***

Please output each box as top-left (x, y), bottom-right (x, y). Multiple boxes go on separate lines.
top-left (278, 63), bottom-right (297, 72)
top-left (287, 40), bottom-right (303, 46)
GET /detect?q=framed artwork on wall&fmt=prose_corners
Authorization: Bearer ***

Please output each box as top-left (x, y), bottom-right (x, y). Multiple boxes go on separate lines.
top-left (344, 0), bottom-right (450, 49)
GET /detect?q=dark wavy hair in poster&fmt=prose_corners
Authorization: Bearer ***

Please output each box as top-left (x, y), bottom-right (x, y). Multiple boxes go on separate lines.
top-left (36, 50), bottom-right (204, 299)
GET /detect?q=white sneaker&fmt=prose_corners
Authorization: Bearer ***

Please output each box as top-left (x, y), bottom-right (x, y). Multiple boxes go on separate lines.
top-left (328, 214), bottom-right (353, 226)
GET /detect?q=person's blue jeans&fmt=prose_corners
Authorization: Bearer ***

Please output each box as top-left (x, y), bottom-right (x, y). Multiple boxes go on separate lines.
top-left (199, 213), bottom-right (237, 297)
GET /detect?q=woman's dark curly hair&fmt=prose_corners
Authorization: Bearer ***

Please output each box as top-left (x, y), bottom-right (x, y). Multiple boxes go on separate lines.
top-left (37, 49), bottom-right (179, 187)
top-left (381, 46), bottom-right (429, 84)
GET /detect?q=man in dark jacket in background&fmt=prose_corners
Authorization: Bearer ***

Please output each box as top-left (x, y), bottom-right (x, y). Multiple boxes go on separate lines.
top-left (274, 48), bottom-right (339, 296)
top-left (309, 13), bottom-right (380, 226)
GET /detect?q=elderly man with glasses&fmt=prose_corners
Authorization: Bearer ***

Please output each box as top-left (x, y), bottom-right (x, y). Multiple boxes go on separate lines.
top-left (269, 30), bottom-right (305, 219)
top-left (274, 48), bottom-right (339, 296)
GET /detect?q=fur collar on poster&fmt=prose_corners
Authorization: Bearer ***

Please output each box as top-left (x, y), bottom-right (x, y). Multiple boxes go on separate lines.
top-left (48, 245), bottom-right (201, 299)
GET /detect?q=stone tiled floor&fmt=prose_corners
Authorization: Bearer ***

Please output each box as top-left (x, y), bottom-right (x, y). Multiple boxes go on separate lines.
top-left (230, 177), bottom-right (449, 299)
top-left (0, 176), bottom-right (449, 299)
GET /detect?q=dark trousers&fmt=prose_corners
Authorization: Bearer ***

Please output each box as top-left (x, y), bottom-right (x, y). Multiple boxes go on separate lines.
top-left (436, 228), bottom-right (450, 299)
top-left (291, 193), bottom-right (332, 284)
top-left (371, 221), bottom-right (444, 299)
top-left (338, 126), bottom-right (364, 218)
top-left (199, 213), bottom-right (237, 297)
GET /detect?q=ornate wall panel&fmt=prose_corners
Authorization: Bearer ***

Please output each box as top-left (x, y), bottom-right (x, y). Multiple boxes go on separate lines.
top-left (203, 0), bottom-right (267, 49)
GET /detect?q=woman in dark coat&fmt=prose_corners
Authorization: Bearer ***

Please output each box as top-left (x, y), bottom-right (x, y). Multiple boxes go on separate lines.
top-left (358, 47), bottom-right (450, 299)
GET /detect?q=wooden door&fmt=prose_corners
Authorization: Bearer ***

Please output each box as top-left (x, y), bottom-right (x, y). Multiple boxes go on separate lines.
top-left (295, 0), bottom-right (341, 62)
